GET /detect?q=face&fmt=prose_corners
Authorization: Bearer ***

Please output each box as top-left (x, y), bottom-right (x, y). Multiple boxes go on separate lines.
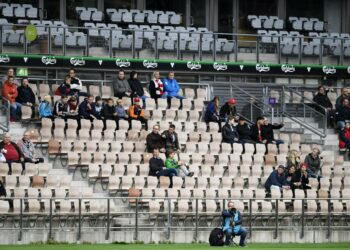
top-left (263, 118), bottom-right (268, 125)
top-left (154, 72), bottom-right (160, 79)
top-left (169, 152), bottom-right (175, 158)
top-left (107, 100), bottom-right (114, 107)
top-left (228, 103), bottom-right (235, 108)
top-left (71, 100), bottom-right (77, 106)
top-left (289, 166), bottom-right (295, 174)
top-left (152, 126), bottom-right (160, 134)
top-left (22, 79), bottom-right (28, 86)
top-left (153, 149), bottom-right (159, 157)
top-left (62, 97), bottom-right (68, 104)
top-left (229, 118), bottom-right (235, 125)
top-left (277, 167), bottom-right (284, 174)
top-left (118, 71), bottom-right (125, 80)
top-left (312, 148), bottom-right (319, 157)
top-left (168, 127), bottom-right (175, 133)
top-left (69, 70), bottom-right (75, 78)
top-left (7, 68), bottom-right (14, 76)
top-left (168, 72), bottom-right (174, 79)
top-left (227, 202), bottom-right (235, 210)
top-left (65, 77), bottom-right (71, 84)
top-left (319, 87), bottom-right (325, 94)
top-left (23, 132), bottom-right (30, 141)
top-left (117, 101), bottom-right (123, 106)
top-left (343, 88), bottom-right (349, 96)
top-left (3, 134), bottom-right (11, 144)
top-left (97, 100), bottom-right (102, 105)
top-left (301, 165), bottom-right (307, 172)
top-left (133, 73), bottom-right (138, 79)
top-left (8, 78), bottom-right (14, 85)
top-left (87, 96), bottom-right (94, 104)
top-left (344, 99), bottom-right (349, 106)
top-left (346, 123), bottom-right (350, 129)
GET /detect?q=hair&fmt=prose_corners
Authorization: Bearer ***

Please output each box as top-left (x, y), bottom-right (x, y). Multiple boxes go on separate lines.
top-left (256, 116), bottom-right (265, 122)
top-left (69, 68), bottom-right (76, 73)
top-left (287, 150), bottom-right (300, 166)
top-left (153, 148), bottom-right (159, 153)
top-left (61, 94), bottom-right (68, 99)
top-left (312, 147), bottom-right (320, 155)
top-left (153, 71), bottom-right (160, 78)
top-left (68, 96), bottom-right (77, 102)
top-left (130, 71), bottom-right (137, 79)
top-left (65, 75), bottom-right (71, 80)
top-left (22, 77), bottom-right (28, 82)
top-left (107, 98), bottom-right (114, 102)
top-left (118, 69), bottom-right (125, 74)
top-left (166, 149), bottom-right (175, 157)
top-left (7, 75), bottom-right (14, 80)
top-left (87, 94), bottom-right (94, 99)
top-left (213, 96), bottom-right (219, 110)
top-left (168, 71), bottom-right (174, 75)
top-left (169, 124), bottom-right (175, 129)
top-left (318, 85), bottom-right (325, 90)
top-left (153, 124), bottom-right (160, 129)
top-left (227, 115), bottom-right (235, 121)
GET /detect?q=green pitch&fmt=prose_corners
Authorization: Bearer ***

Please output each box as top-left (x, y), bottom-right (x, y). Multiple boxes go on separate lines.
top-left (0, 243), bottom-right (349, 250)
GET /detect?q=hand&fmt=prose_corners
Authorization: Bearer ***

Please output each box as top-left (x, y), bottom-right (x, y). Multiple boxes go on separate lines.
top-left (234, 138), bottom-right (239, 142)
top-left (90, 115), bottom-right (96, 120)
top-left (178, 161), bottom-right (183, 165)
top-left (282, 185), bottom-right (290, 190)
top-left (294, 182), bottom-right (301, 187)
top-left (262, 140), bottom-right (267, 144)
top-left (58, 111), bottom-right (63, 115)
top-left (113, 113), bottom-right (118, 116)
top-left (160, 148), bottom-right (166, 153)
top-left (125, 92), bottom-right (131, 96)
top-left (272, 140), bottom-right (276, 144)
top-left (27, 102), bottom-right (32, 106)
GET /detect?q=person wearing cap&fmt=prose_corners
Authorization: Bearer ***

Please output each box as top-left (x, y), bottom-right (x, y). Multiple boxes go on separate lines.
top-left (264, 165), bottom-right (289, 191)
top-left (78, 94), bottom-right (98, 121)
top-left (219, 97), bottom-right (238, 122)
top-left (236, 117), bottom-right (255, 144)
top-left (205, 96), bottom-right (222, 132)
top-left (128, 97), bottom-right (148, 130)
top-left (222, 115), bottom-right (239, 145)
top-left (162, 71), bottom-right (185, 109)
top-left (38, 95), bottom-right (53, 119)
top-left (261, 117), bottom-right (284, 145)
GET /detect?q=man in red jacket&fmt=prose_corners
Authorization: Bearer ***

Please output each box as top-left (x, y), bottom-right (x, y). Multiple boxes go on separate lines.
top-left (2, 76), bottom-right (22, 121)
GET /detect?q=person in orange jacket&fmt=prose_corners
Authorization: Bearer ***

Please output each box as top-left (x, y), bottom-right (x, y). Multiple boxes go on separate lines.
top-left (2, 76), bottom-right (21, 121)
top-left (128, 97), bottom-right (148, 130)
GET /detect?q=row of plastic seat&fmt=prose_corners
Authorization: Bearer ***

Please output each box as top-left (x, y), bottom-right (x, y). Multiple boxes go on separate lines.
top-left (4, 175), bottom-right (72, 191)
top-left (76, 7), bottom-right (103, 22)
top-left (0, 163), bottom-right (49, 177)
top-left (4, 175), bottom-right (58, 189)
top-left (248, 15), bottom-right (284, 30)
top-left (289, 17), bottom-right (324, 32)
top-left (0, 3), bottom-right (37, 19)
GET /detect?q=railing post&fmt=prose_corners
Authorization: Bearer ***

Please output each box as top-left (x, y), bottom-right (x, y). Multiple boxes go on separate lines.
top-left (326, 199), bottom-right (331, 239)
top-left (167, 198), bottom-right (171, 240)
top-left (234, 34), bottom-right (238, 62)
top-left (177, 32), bottom-right (180, 60)
top-left (134, 198), bottom-right (139, 241)
top-left (300, 199), bottom-right (304, 239)
top-left (340, 38), bottom-right (344, 66)
top-left (194, 198), bottom-right (198, 242)
top-left (319, 38), bottom-right (323, 65)
top-left (0, 25), bottom-right (3, 54)
top-left (109, 29), bottom-right (113, 58)
top-left (274, 199), bottom-right (278, 239)
top-left (48, 26), bottom-right (52, 55)
top-left (213, 34), bottom-right (217, 62)
top-left (63, 28), bottom-right (66, 56)
top-left (86, 28), bottom-right (90, 57)
top-left (106, 198), bottom-right (110, 240)
top-left (131, 30), bottom-right (136, 59)
top-left (256, 37), bottom-right (259, 63)
top-left (18, 198), bottom-right (23, 241)
top-left (277, 36), bottom-right (281, 64)
top-left (298, 37), bottom-right (302, 65)
top-left (77, 198), bottom-right (82, 241)
top-left (248, 199), bottom-right (252, 239)
top-left (155, 31), bottom-right (159, 59)
top-left (49, 198), bottom-right (53, 240)
top-left (24, 31), bottom-right (28, 54)
top-left (199, 33), bottom-right (202, 61)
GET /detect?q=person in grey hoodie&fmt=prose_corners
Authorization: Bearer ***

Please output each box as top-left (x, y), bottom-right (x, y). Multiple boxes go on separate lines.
top-left (112, 70), bottom-right (132, 98)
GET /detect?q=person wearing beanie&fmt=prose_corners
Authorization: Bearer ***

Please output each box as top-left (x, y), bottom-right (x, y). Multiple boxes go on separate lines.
top-left (264, 165), bottom-right (289, 191)
top-left (128, 97), bottom-right (148, 130)
top-left (219, 97), bottom-right (238, 122)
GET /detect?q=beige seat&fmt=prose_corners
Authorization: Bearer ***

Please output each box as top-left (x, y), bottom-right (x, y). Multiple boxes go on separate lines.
top-left (146, 176), bottom-right (158, 189)
top-left (11, 163), bottom-right (23, 176)
top-left (46, 175), bottom-right (59, 188)
top-left (101, 85), bottom-right (112, 99)
top-left (91, 130), bottom-right (103, 141)
top-left (255, 189), bottom-right (266, 199)
top-left (196, 88), bottom-right (206, 99)
top-left (32, 176), bottom-right (45, 188)
top-left (201, 133), bottom-right (211, 143)
top-left (197, 142), bottom-right (208, 154)
top-left (193, 99), bottom-right (204, 111)
top-left (125, 164), bottom-right (138, 176)
top-left (188, 111), bottom-right (199, 122)
top-left (169, 98), bottom-right (181, 110)
top-left (177, 110), bottom-right (188, 121)
top-left (244, 143), bottom-right (255, 155)
top-left (196, 177), bottom-right (208, 189)
top-left (108, 176), bottom-right (120, 193)
top-left (182, 99), bottom-right (192, 111)
top-left (88, 164), bottom-right (100, 180)
top-left (120, 176), bottom-right (133, 190)
top-left (196, 122), bottom-right (207, 133)
top-left (100, 165), bottom-right (113, 178)
top-left (130, 153), bottom-right (142, 164)
top-left (86, 141), bottom-right (97, 152)
top-left (93, 152), bottom-right (105, 164)
top-left (134, 176), bottom-right (145, 189)
top-left (201, 165), bottom-right (212, 177)
top-left (172, 176), bottom-right (183, 189)
top-left (80, 152), bottom-right (92, 165)
top-left (188, 132), bottom-right (200, 142)
top-left (233, 143), bottom-right (243, 155)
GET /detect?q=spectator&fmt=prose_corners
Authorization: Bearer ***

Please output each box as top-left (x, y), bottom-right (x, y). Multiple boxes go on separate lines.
top-left (313, 85), bottom-right (335, 128)
top-left (0, 133), bottom-right (24, 173)
top-left (66, 96), bottom-right (79, 118)
top-left (17, 131), bottom-right (44, 164)
top-left (112, 69), bottom-right (132, 98)
top-left (339, 121), bottom-right (350, 155)
top-left (261, 117), bottom-right (284, 145)
top-left (304, 148), bottom-right (321, 178)
top-left (55, 75), bottom-right (72, 96)
top-left (264, 165), bottom-right (290, 191)
top-left (250, 116), bottom-right (265, 143)
top-left (241, 97), bottom-right (261, 122)
top-left (38, 95), bottom-right (53, 119)
top-left (236, 117), bottom-right (255, 144)
top-left (286, 150), bottom-right (301, 169)
top-left (222, 115), bottom-right (239, 144)
top-left (2, 68), bottom-right (19, 87)
top-left (68, 68), bottom-right (84, 96)
top-left (162, 71), bottom-right (184, 109)
top-left (53, 94), bottom-right (68, 117)
top-left (94, 96), bottom-right (103, 118)
top-left (165, 149), bottom-right (193, 177)
top-left (102, 98), bottom-right (119, 130)
top-left (128, 71), bottom-right (147, 104)
top-left (335, 87), bottom-right (349, 109)
top-left (149, 71), bottom-right (164, 105)
top-left (115, 99), bottom-right (128, 120)
top-left (219, 98), bottom-right (238, 122)
top-left (2, 76), bottom-right (21, 121)
top-left (204, 96), bottom-right (222, 132)
top-left (161, 124), bottom-right (180, 152)
top-left (16, 77), bottom-right (36, 117)
top-left (336, 98), bottom-right (350, 129)
top-left (78, 95), bottom-right (98, 121)
top-left (149, 148), bottom-right (177, 188)
top-left (286, 164), bottom-right (310, 191)
top-left (146, 125), bottom-right (165, 153)
top-left (128, 97), bottom-right (148, 130)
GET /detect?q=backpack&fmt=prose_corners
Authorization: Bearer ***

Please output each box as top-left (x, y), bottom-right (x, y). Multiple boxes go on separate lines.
top-left (209, 227), bottom-right (224, 246)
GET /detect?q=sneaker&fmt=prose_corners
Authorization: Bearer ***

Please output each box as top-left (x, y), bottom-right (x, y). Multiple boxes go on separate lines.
top-left (239, 244), bottom-right (247, 247)
top-left (188, 172), bottom-right (194, 177)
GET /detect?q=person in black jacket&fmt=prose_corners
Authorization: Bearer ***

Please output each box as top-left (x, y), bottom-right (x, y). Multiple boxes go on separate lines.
top-left (286, 164), bottom-right (310, 193)
top-left (336, 98), bottom-right (350, 129)
top-left (219, 98), bottom-right (238, 122)
top-left (149, 148), bottom-right (177, 187)
top-left (128, 71), bottom-right (147, 107)
top-left (236, 117), bottom-right (255, 144)
top-left (161, 124), bottom-right (180, 152)
top-left (102, 98), bottom-right (119, 130)
top-left (250, 116), bottom-right (265, 143)
top-left (261, 117), bottom-right (284, 145)
top-left (149, 71), bottom-right (164, 105)
top-left (16, 77), bottom-right (36, 117)
top-left (222, 116), bottom-right (239, 144)
top-left (313, 85), bottom-right (335, 128)
top-left (78, 95), bottom-right (98, 121)
top-left (146, 125), bottom-right (165, 153)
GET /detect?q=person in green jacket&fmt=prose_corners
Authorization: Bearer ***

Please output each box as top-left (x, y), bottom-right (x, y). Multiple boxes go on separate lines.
top-left (165, 150), bottom-right (194, 177)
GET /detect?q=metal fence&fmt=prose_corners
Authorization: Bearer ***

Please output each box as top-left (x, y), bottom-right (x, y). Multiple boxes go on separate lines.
top-left (0, 96), bottom-right (10, 132)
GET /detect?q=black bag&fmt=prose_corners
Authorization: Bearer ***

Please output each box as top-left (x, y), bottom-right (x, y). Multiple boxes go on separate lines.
top-left (209, 227), bottom-right (224, 246)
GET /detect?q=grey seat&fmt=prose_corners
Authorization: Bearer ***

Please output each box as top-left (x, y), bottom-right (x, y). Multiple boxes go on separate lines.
top-left (91, 10), bottom-right (103, 22)
top-left (168, 11), bottom-right (181, 25)
top-left (158, 13), bottom-right (169, 25)
top-left (134, 11), bottom-right (145, 23)
top-left (122, 11), bottom-right (133, 23)
top-left (14, 5), bottom-right (26, 18)
top-left (2, 6), bottom-right (14, 17)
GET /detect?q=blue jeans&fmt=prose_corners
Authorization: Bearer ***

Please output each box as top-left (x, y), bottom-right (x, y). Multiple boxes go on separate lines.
top-left (10, 102), bottom-right (22, 119)
top-left (156, 168), bottom-right (177, 177)
top-left (275, 139), bottom-right (284, 145)
top-left (224, 227), bottom-right (247, 246)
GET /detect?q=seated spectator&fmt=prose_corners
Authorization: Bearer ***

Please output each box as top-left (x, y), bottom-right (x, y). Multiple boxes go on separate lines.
top-left (204, 96), bottom-right (222, 132)
top-left (250, 117), bottom-right (265, 143)
top-left (115, 99), bottom-right (128, 120)
top-left (17, 131), bottom-right (44, 164)
top-left (2, 76), bottom-right (21, 121)
top-left (94, 96), bottom-right (103, 118)
top-left (149, 148), bottom-right (177, 188)
top-left (66, 96), bottom-right (79, 118)
top-left (286, 164), bottom-right (310, 191)
top-left (2, 68), bottom-right (19, 87)
top-left (55, 75), bottom-right (72, 96)
top-left (161, 124), bottom-right (180, 152)
top-left (162, 71), bottom-right (184, 109)
top-left (78, 95), bottom-right (98, 121)
top-left (236, 117), bottom-right (255, 144)
top-left (16, 77), bottom-right (36, 117)
top-left (165, 149), bottom-right (193, 177)
top-left (287, 150), bottom-right (301, 169)
top-left (261, 117), bottom-right (284, 145)
top-left (222, 115), bottom-right (239, 144)
top-left (149, 71), bottom-right (164, 105)
top-left (264, 165), bottom-right (290, 191)
top-left (128, 71), bottom-right (147, 105)
top-left (146, 125), bottom-right (165, 153)
top-left (113, 69), bottom-right (132, 99)
top-left (219, 98), bottom-right (238, 122)
top-left (304, 148), bottom-right (321, 178)
top-left (53, 94), bottom-right (68, 118)
top-left (128, 97), bottom-right (148, 130)
top-left (0, 133), bottom-right (24, 173)
top-left (335, 87), bottom-right (349, 109)
top-left (68, 68), bottom-right (87, 97)
top-left (38, 95), bottom-right (53, 119)
top-left (336, 98), bottom-right (350, 129)
top-left (339, 121), bottom-right (350, 155)
top-left (102, 98), bottom-right (119, 130)
top-left (313, 85), bottom-right (335, 128)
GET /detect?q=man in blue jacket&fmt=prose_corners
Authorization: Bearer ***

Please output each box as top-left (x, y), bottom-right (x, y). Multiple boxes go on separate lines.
top-left (222, 201), bottom-right (247, 247)
top-left (162, 71), bottom-right (185, 109)
top-left (264, 165), bottom-right (290, 191)
top-left (78, 95), bottom-right (99, 120)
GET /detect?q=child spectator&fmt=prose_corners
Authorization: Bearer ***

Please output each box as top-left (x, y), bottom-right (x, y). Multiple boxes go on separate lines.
top-left (115, 99), bottom-right (128, 120)
top-left (94, 96), bottom-right (103, 118)
top-left (102, 98), bottom-right (119, 130)
top-left (165, 150), bottom-right (193, 177)
top-left (128, 97), bottom-right (148, 130)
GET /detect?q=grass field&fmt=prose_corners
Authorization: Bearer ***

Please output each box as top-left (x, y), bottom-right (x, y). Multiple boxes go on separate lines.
top-left (0, 243), bottom-right (349, 250)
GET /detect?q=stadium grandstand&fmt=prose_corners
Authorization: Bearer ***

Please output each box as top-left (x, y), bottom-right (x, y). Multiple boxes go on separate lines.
top-left (0, 0), bottom-right (350, 247)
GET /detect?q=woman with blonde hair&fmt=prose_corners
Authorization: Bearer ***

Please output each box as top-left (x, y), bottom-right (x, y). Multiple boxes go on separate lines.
top-left (286, 149), bottom-right (301, 169)
top-left (205, 96), bottom-right (221, 132)
top-left (149, 71), bottom-right (164, 105)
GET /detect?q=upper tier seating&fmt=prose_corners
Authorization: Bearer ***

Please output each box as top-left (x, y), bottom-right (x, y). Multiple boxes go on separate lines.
top-left (76, 7), bottom-right (103, 22)
top-left (289, 17), bottom-right (324, 32)
top-left (248, 15), bottom-right (284, 30)
top-left (0, 3), bottom-right (38, 19)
